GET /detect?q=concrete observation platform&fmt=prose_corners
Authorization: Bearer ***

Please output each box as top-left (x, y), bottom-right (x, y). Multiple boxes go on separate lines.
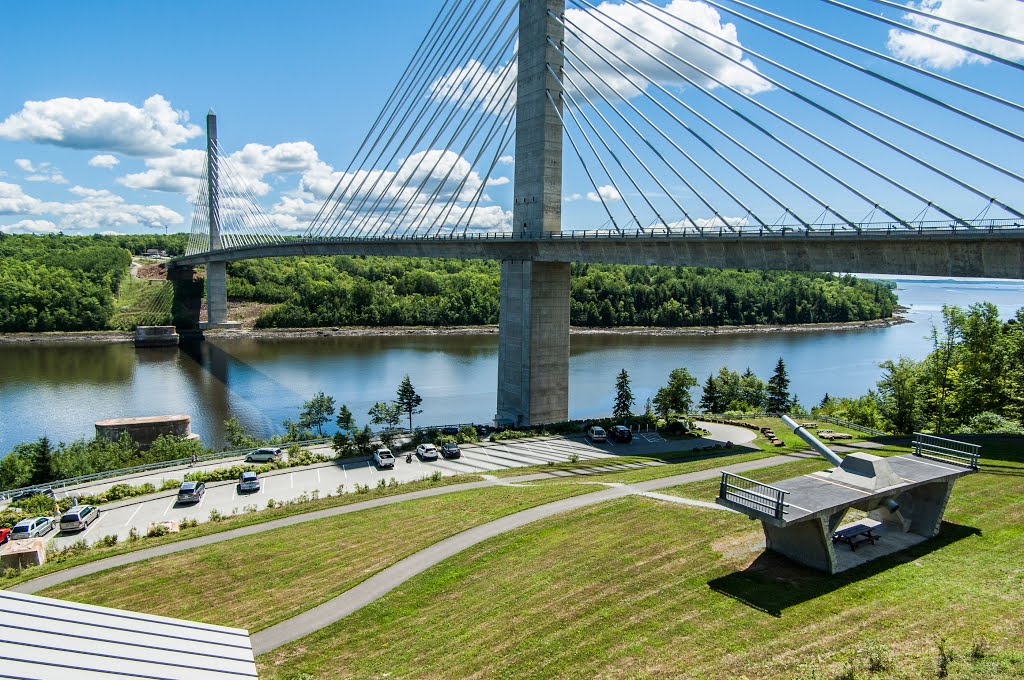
top-left (717, 446), bottom-right (978, 574)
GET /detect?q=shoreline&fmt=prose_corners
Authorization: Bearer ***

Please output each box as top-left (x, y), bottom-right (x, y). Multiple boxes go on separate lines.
top-left (0, 314), bottom-right (911, 345)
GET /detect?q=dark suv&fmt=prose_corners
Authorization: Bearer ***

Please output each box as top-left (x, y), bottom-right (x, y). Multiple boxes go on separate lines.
top-left (441, 442), bottom-right (461, 459)
top-left (608, 426), bottom-right (633, 443)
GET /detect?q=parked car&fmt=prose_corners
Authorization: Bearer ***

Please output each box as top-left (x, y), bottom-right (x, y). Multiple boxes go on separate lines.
top-left (441, 442), bottom-right (461, 459)
top-left (588, 426), bottom-right (607, 443)
top-left (374, 448), bottom-right (395, 468)
top-left (10, 488), bottom-right (55, 502)
top-left (237, 471), bottom-right (260, 493)
top-left (0, 528), bottom-right (11, 545)
top-left (416, 443), bottom-right (439, 461)
top-left (59, 505), bottom-right (100, 533)
top-left (608, 425), bottom-right (633, 443)
top-left (176, 481), bottom-right (206, 504)
top-left (440, 426), bottom-right (460, 436)
top-left (11, 517), bottom-right (54, 540)
top-left (245, 447), bottom-right (283, 463)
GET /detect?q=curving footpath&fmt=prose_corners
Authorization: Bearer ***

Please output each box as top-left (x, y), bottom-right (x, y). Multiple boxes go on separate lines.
top-left (10, 449), bottom-right (815, 656)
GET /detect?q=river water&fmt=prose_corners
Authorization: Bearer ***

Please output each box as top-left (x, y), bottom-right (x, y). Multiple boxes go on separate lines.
top-left (2, 277), bottom-right (1022, 453)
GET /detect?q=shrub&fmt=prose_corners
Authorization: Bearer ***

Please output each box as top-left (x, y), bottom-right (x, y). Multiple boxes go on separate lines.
top-left (100, 534), bottom-right (119, 547)
top-left (243, 504), bottom-right (258, 514)
top-left (179, 517), bottom-right (198, 529)
top-left (430, 471), bottom-right (443, 483)
top-left (146, 524), bottom-right (169, 538)
top-left (3, 567), bottom-right (20, 579)
top-left (376, 478), bottom-right (387, 490)
top-left (388, 477), bottom-right (400, 488)
top-left (208, 509), bottom-right (223, 522)
top-left (0, 508), bottom-right (27, 530)
top-left (10, 494), bottom-right (59, 517)
top-left (568, 453), bottom-right (580, 464)
top-left (160, 479), bottom-right (181, 491)
top-left (355, 483), bottom-right (370, 494)
top-left (336, 484), bottom-right (346, 496)
top-left (127, 527), bottom-right (139, 542)
top-left (267, 499), bottom-right (277, 508)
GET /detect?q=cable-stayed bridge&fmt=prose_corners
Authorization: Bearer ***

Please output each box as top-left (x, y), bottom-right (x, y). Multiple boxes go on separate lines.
top-left (171, 0), bottom-right (1024, 425)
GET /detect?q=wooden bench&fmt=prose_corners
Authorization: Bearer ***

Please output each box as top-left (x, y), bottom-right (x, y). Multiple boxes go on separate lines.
top-left (832, 523), bottom-right (881, 551)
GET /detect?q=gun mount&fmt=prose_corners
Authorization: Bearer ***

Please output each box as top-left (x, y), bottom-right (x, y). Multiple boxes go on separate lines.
top-left (717, 419), bottom-right (980, 574)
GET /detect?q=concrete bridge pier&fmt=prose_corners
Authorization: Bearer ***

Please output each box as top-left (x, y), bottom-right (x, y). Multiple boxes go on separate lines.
top-left (495, 0), bottom-right (568, 426)
top-left (200, 111), bottom-right (239, 330)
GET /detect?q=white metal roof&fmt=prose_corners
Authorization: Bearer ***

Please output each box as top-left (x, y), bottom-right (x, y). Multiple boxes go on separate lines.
top-left (0, 590), bottom-right (258, 679)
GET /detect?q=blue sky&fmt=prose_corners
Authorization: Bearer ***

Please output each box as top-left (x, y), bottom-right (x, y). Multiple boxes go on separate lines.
top-left (1, 0), bottom-right (1020, 238)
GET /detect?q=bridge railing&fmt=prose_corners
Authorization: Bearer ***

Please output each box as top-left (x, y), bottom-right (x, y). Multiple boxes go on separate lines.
top-left (913, 433), bottom-right (981, 469)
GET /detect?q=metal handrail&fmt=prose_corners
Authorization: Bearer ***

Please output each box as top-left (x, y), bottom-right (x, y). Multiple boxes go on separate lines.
top-left (693, 412), bottom-right (887, 437)
top-left (913, 433), bottom-right (981, 469)
top-left (719, 471), bottom-right (789, 520)
top-left (0, 438), bottom-right (331, 500)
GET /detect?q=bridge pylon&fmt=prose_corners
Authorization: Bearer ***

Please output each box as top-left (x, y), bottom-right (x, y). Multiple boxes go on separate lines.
top-left (496, 0), bottom-right (569, 426)
top-left (202, 110), bottom-right (239, 331)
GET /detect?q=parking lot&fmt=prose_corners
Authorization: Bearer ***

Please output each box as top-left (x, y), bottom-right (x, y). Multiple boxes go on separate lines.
top-left (45, 423), bottom-right (752, 550)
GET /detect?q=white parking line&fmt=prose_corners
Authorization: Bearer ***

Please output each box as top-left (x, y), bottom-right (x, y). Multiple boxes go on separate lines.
top-left (196, 493), bottom-right (206, 511)
top-left (261, 479), bottom-right (266, 495)
top-left (163, 500), bottom-right (175, 517)
top-left (342, 465), bottom-right (348, 479)
top-left (290, 473), bottom-right (294, 489)
top-left (123, 505), bottom-right (141, 527)
top-left (317, 469), bottom-right (321, 484)
top-left (367, 462), bottom-right (375, 475)
top-left (80, 513), bottom-right (105, 539)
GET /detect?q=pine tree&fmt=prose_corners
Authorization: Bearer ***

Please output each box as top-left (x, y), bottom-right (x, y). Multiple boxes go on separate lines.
top-left (767, 357), bottom-right (792, 414)
top-left (613, 369), bottom-right (634, 420)
top-left (395, 375), bottom-right (423, 432)
top-left (699, 375), bottom-right (720, 413)
top-left (299, 392), bottom-right (336, 436)
top-left (29, 436), bottom-right (53, 486)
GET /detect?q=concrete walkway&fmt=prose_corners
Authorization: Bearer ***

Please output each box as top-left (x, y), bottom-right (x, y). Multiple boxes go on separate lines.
top-left (249, 452), bottom-right (813, 654)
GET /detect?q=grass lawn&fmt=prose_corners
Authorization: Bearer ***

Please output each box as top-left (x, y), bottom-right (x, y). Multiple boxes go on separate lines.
top-left (41, 481), bottom-right (596, 632)
top-left (1, 474), bottom-right (482, 589)
top-left (109, 274), bottom-right (172, 329)
top-left (258, 439), bottom-right (1024, 679)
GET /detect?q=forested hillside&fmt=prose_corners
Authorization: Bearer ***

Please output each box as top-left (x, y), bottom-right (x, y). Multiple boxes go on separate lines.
top-left (230, 257), bottom-right (897, 328)
top-left (0, 233), bottom-right (186, 332)
top-left (0, 234), bottom-right (897, 332)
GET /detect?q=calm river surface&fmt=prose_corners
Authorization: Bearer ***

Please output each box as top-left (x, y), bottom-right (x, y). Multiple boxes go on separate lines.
top-left (2, 277), bottom-right (1022, 452)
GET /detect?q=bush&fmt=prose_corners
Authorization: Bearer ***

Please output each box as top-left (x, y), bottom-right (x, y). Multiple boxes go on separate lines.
top-left (376, 478), bottom-right (387, 490)
top-left (127, 527), bottom-right (139, 542)
top-left (568, 453), bottom-right (580, 464)
top-left (208, 509), bottom-right (224, 522)
top-left (146, 524), bottom-right (169, 538)
top-left (430, 471), bottom-right (442, 483)
top-left (100, 534), bottom-right (119, 547)
top-left (10, 494), bottom-right (59, 517)
top-left (160, 479), bottom-right (181, 491)
top-left (180, 517), bottom-right (198, 529)
top-left (0, 508), bottom-right (27, 529)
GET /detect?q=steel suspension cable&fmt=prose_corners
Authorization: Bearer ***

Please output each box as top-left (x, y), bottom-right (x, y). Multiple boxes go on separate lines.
top-left (629, 1), bottom-right (1024, 220)
top-left (568, 3), bottom-right (876, 229)
top-left (558, 17), bottom-right (810, 229)
top-left (822, 0), bottom-right (1024, 71)
top-left (546, 89), bottom-right (624, 233)
top-left (456, 116), bottom-right (517, 236)
top-left (559, 38), bottom-right (772, 230)
top-left (306, 0), bottom-right (462, 238)
top-left (709, 0), bottom-right (1024, 124)
top-left (313, 0), bottom-right (486, 238)
top-left (634, 0), bottom-right (1024, 190)
top-left (212, 140), bottom-right (286, 244)
top-left (331, 0), bottom-right (513, 238)
top-left (862, 0), bottom-right (1024, 48)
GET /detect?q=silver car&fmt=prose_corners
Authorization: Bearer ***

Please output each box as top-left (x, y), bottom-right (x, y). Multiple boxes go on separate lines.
top-left (237, 471), bottom-right (260, 493)
top-left (59, 505), bottom-right (100, 533)
top-left (245, 447), bottom-right (282, 463)
top-left (11, 517), bottom-right (54, 540)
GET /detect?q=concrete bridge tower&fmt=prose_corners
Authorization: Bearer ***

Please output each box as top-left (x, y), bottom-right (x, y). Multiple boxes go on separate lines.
top-left (202, 111), bottom-right (237, 330)
top-left (495, 0), bottom-right (568, 426)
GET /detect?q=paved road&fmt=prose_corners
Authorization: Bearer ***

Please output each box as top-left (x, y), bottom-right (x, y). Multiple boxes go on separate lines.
top-left (46, 423), bottom-right (755, 549)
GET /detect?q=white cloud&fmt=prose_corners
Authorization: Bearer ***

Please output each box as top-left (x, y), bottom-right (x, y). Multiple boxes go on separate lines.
top-left (0, 182), bottom-right (41, 214)
top-left (1, 219), bottom-right (59, 234)
top-left (565, 192), bottom-right (583, 202)
top-left (15, 158), bottom-right (68, 184)
top-left (99, 230), bottom-right (124, 236)
top-left (432, 0), bottom-right (770, 114)
top-left (498, 155), bottom-right (514, 165)
top-left (15, 159), bottom-right (34, 172)
top-left (43, 186), bottom-right (183, 230)
top-left (89, 154), bottom-right (120, 168)
top-left (119, 149), bottom-right (206, 194)
top-left (888, 0), bottom-right (1024, 69)
top-left (486, 176), bottom-right (510, 186)
top-left (0, 94), bottom-right (200, 157)
top-left (587, 185), bottom-right (621, 202)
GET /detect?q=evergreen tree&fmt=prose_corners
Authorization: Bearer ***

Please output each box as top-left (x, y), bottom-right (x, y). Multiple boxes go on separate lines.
top-left (336, 404), bottom-right (355, 433)
top-left (332, 405), bottom-right (356, 455)
top-left (299, 391), bottom-right (336, 436)
top-left (29, 436), bottom-right (53, 486)
top-left (613, 369), bottom-right (634, 420)
top-left (699, 375), bottom-right (720, 413)
top-left (652, 367), bottom-right (698, 418)
top-left (767, 357), bottom-right (791, 413)
top-left (395, 375), bottom-right (423, 432)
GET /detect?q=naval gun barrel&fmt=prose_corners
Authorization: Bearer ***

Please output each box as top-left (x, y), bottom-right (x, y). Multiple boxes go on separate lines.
top-left (781, 415), bottom-right (843, 466)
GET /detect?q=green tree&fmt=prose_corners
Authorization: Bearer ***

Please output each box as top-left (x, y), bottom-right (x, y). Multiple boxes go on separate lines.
top-left (766, 357), bottom-right (791, 413)
top-left (395, 375), bottom-right (423, 432)
top-left (368, 401), bottom-right (401, 432)
top-left (29, 437), bottom-right (53, 486)
top-left (699, 375), bottom-right (721, 413)
top-left (332, 405), bottom-right (356, 455)
top-left (652, 367), bottom-right (698, 418)
top-left (224, 418), bottom-right (261, 450)
top-left (336, 404), bottom-right (355, 433)
top-left (354, 425), bottom-right (374, 454)
top-left (613, 369), bottom-right (634, 420)
top-left (877, 357), bottom-right (923, 435)
top-left (299, 391), bottom-right (336, 437)
top-left (738, 368), bottom-right (767, 411)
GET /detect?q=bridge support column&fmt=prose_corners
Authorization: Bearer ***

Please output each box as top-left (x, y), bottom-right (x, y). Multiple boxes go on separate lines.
top-left (200, 111), bottom-right (239, 330)
top-left (496, 0), bottom-right (568, 425)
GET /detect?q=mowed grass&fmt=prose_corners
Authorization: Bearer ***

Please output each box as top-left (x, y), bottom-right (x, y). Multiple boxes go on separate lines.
top-left (258, 438), bottom-right (1024, 679)
top-left (41, 481), bottom-right (595, 632)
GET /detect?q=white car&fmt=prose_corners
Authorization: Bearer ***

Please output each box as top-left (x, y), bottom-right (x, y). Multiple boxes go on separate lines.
top-left (11, 517), bottom-right (54, 540)
top-left (237, 471), bottom-right (260, 493)
top-left (374, 448), bottom-right (395, 468)
top-left (59, 505), bottom-right (100, 533)
top-left (416, 443), bottom-right (439, 461)
top-left (588, 426), bottom-right (607, 443)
